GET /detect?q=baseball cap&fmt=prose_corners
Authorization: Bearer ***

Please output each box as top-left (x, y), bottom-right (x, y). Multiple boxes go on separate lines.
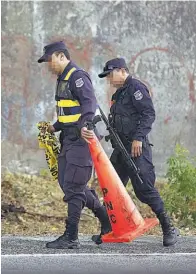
top-left (37, 41), bottom-right (67, 63)
top-left (98, 58), bottom-right (128, 78)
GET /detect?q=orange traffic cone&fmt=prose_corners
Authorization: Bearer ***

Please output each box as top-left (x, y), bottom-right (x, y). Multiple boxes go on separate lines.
top-left (88, 136), bottom-right (159, 243)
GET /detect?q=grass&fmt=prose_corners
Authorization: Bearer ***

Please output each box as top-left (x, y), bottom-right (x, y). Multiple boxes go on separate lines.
top-left (1, 172), bottom-right (196, 236)
top-left (1, 172), bottom-right (99, 236)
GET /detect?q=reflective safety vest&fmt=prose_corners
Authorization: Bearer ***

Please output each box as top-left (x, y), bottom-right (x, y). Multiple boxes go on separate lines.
top-left (55, 67), bottom-right (81, 124)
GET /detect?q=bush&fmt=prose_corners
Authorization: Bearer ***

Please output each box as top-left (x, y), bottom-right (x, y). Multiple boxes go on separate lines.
top-left (161, 144), bottom-right (196, 227)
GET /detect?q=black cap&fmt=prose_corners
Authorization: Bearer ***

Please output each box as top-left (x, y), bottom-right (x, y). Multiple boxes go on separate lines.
top-left (98, 58), bottom-right (128, 78)
top-left (37, 41), bottom-right (67, 63)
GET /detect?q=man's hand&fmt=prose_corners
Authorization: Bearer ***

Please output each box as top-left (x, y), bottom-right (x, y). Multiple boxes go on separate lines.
top-left (81, 127), bottom-right (94, 144)
top-left (47, 125), bottom-right (55, 134)
top-left (131, 140), bottom-right (142, 158)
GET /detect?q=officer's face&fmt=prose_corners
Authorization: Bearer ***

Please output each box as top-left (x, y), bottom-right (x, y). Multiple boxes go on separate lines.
top-left (106, 69), bottom-right (124, 88)
top-left (47, 53), bottom-right (62, 75)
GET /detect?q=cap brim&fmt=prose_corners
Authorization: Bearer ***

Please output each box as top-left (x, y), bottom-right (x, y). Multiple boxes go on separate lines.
top-left (98, 70), bottom-right (112, 78)
top-left (37, 54), bottom-right (50, 63)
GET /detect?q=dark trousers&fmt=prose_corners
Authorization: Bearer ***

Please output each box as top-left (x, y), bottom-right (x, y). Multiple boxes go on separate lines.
top-left (58, 137), bottom-right (101, 225)
top-left (110, 140), bottom-right (164, 215)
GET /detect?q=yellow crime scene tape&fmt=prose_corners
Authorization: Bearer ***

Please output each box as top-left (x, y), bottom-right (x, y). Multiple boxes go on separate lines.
top-left (37, 122), bottom-right (61, 180)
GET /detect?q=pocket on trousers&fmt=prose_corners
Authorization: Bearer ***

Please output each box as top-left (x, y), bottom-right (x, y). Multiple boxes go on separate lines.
top-left (67, 163), bottom-right (92, 185)
top-left (66, 145), bottom-right (92, 167)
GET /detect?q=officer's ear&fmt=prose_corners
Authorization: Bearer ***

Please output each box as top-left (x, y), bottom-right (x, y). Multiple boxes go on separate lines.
top-left (60, 53), bottom-right (64, 61)
top-left (121, 68), bottom-right (126, 75)
top-left (55, 51), bottom-right (65, 61)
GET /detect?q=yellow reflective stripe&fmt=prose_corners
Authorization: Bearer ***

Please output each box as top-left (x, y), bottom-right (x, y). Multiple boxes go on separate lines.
top-left (64, 67), bottom-right (76, 80)
top-left (57, 100), bottom-right (80, 107)
top-left (58, 114), bottom-right (81, 123)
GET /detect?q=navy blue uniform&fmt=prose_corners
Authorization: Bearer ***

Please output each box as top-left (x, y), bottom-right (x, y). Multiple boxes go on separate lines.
top-left (52, 61), bottom-right (102, 225)
top-left (109, 76), bottom-right (164, 215)
top-left (38, 41), bottom-right (112, 249)
top-left (98, 57), bottom-right (164, 216)
top-left (96, 57), bottom-right (178, 247)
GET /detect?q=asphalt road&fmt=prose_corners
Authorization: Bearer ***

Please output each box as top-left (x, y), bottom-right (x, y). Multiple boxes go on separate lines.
top-left (2, 235), bottom-right (196, 274)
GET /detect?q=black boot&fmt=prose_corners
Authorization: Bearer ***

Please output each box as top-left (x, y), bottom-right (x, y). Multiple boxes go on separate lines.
top-left (91, 205), bottom-right (112, 244)
top-left (157, 212), bottom-right (179, 247)
top-left (46, 221), bottom-right (80, 249)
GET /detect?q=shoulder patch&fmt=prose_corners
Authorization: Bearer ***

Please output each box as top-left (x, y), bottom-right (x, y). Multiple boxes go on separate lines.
top-left (75, 78), bottom-right (84, 88)
top-left (134, 90), bottom-right (143, 100)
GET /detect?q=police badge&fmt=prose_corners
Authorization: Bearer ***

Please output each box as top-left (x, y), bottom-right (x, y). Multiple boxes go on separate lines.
top-left (134, 90), bottom-right (143, 101)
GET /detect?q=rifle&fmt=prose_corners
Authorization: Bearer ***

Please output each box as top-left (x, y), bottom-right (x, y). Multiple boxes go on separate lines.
top-left (98, 107), bottom-right (144, 185)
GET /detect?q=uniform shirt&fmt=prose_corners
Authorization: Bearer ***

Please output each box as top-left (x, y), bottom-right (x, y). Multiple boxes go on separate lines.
top-left (53, 61), bottom-right (97, 131)
top-left (111, 76), bottom-right (155, 142)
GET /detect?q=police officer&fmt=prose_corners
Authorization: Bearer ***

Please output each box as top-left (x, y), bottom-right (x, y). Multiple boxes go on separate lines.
top-left (37, 41), bottom-right (111, 249)
top-left (90, 57), bottom-right (178, 247)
